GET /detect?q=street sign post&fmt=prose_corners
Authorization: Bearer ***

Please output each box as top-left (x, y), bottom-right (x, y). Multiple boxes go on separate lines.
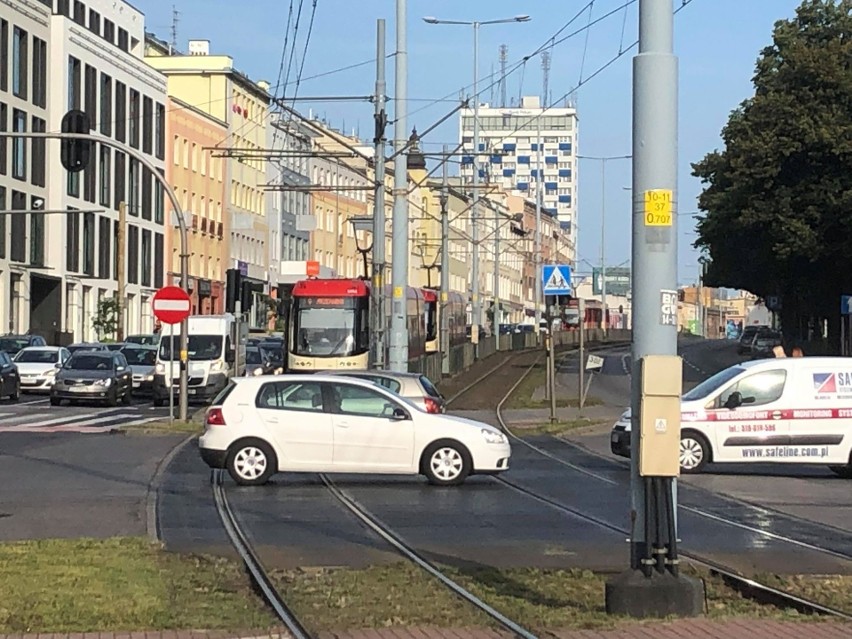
top-left (542, 264), bottom-right (573, 296)
top-left (842, 295), bottom-right (852, 356)
top-left (152, 286), bottom-right (192, 325)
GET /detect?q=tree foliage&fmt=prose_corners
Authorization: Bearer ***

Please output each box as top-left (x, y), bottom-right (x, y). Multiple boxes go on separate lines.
top-left (692, 0), bottom-right (852, 342)
top-left (92, 298), bottom-right (120, 341)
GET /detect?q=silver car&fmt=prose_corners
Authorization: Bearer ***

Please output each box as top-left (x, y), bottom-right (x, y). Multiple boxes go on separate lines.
top-left (120, 344), bottom-right (157, 395)
top-left (324, 370), bottom-right (446, 414)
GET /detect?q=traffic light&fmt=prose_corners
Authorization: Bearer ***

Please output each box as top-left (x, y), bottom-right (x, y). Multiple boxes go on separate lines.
top-left (60, 110), bottom-right (93, 173)
top-left (225, 268), bottom-right (241, 313)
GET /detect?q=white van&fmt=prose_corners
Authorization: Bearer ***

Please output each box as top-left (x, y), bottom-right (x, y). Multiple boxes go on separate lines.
top-left (610, 357), bottom-right (852, 477)
top-left (152, 314), bottom-right (247, 406)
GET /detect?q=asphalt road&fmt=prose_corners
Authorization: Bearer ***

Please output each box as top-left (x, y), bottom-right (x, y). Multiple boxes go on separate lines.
top-left (0, 431), bottom-right (186, 540)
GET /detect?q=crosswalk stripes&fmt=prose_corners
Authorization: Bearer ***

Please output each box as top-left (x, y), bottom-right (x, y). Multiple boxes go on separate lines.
top-left (0, 407), bottom-right (166, 433)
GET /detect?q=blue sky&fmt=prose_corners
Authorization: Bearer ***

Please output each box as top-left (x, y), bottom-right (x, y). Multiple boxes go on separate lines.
top-left (137, 0), bottom-right (803, 286)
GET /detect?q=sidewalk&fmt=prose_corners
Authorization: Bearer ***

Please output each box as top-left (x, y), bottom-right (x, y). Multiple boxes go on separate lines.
top-left (5, 620), bottom-right (850, 639)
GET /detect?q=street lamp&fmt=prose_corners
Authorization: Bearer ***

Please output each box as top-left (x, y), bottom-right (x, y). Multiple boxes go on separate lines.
top-left (349, 215), bottom-right (373, 279)
top-left (578, 154), bottom-right (631, 337)
top-left (423, 13), bottom-right (531, 351)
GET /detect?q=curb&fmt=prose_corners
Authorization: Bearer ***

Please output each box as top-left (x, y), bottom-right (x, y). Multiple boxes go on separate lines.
top-left (145, 433), bottom-right (196, 543)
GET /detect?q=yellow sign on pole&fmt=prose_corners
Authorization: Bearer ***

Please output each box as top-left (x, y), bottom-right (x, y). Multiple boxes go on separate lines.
top-left (643, 189), bottom-right (673, 226)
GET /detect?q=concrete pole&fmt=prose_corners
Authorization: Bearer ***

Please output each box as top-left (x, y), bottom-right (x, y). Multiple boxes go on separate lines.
top-left (600, 160), bottom-right (608, 337)
top-left (388, 0), bottom-right (409, 372)
top-left (534, 120), bottom-right (542, 334)
top-left (493, 213), bottom-right (500, 350)
top-left (471, 21), bottom-right (481, 349)
top-left (372, 19), bottom-right (387, 368)
top-left (440, 145), bottom-right (451, 375)
top-left (116, 201), bottom-right (127, 341)
top-left (628, 0), bottom-right (679, 571)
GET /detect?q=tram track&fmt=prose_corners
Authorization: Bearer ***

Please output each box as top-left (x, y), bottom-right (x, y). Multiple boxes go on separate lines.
top-left (453, 346), bottom-right (852, 620)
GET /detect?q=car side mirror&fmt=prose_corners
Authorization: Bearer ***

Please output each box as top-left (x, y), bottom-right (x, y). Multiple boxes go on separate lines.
top-left (389, 406), bottom-right (408, 421)
top-left (724, 391), bottom-right (743, 410)
top-left (54, 362), bottom-right (62, 369)
top-left (116, 365), bottom-right (125, 372)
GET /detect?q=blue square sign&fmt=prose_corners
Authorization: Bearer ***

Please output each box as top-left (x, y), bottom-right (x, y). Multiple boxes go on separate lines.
top-left (842, 295), bottom-right (852, 316)
top-left (542, 264), bottom-right (572, 296)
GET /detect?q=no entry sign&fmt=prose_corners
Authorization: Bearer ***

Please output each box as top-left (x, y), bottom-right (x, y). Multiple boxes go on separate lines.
top-left (151, 286), bottom-right (191, 324)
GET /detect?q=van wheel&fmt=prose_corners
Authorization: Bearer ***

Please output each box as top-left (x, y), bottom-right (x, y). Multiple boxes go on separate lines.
top-left (680, 431), bottom-right (711, 474)
top-left (421, 440), bottom-right (471, 486)
top-left (226, 439), bottom-right (277, 486)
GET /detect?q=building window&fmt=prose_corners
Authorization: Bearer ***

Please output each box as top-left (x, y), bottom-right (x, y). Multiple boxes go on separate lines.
top-left (154, 233), bottom-right (164, 288)
top-left (112, 220), bottom-right (119, 279)
top-left (67, 169), bottom-right (80, 197)
top-left (0, 187), bottom-right (5, 258)
top-left (31, 116), bottom-right (45, 187)
top-left (82, 211), bottom-right (95, 275)
top-left (115, 81), bottom-right (126, 142)
top-left (0, 20), bottom-right (8, 92)
top-left (141, 167), bottom-right (152, 220)
top-left (32, 37), bottom-right (46, 109)
top-left (66, 208), bottom-right (79, 272)
top-left (154, 169), bottom-right (164, 224)
top-left (155, 103), bottom-right (165, 160)
top-left (141, 229), bottom-right (151, 287)
top-left (83, 150), bottom-right (95, 203)
top-left (129, 89), bottom-right (139, 148)
top-left (84, 64), bottom-right (96, 130)
top-left (88, 9), bottom-right (100, 36)
top-left (118, 28), bottom-right (128, 52)
top-left (99, 146), bottom-right (111, 206)
top-left (103, 19), bottom-right (115, 44)
top-left (127, 224), bottom-right (139, 284)
top-left (30, 195), bottom-right (44, 267)
top-left (128, 158), bottom-right (139, 215)
top-left (99, 73), bottom-right (112, 136)
top-left (0, 102), bottom-right (7, 176)
top-left (67, 56), bottom-right (81, 110)
top-left (113, 150), bottom-right (125, 209)
top-left (12, 109), bottom-right (26, 181)
top-left (10, 190), bottom-right (26, 263)
top-left (12, 27), bottom-right (27, 100)
top-left (98, 216), bottom-right (111, 279)
top-left (73, 1), bottom-right (86, 26)
top-left (142, 96), bottom-right (152, 154)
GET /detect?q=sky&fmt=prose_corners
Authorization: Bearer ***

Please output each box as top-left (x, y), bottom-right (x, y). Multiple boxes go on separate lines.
top-left (136, 0), bottom-right (805, 287)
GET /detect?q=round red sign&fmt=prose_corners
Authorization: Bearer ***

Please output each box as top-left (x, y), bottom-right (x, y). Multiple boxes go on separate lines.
top-left (151, 286), bottom-right (192, 325)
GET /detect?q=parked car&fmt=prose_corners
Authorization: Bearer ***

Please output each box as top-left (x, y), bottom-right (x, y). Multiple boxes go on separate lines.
top-left (244, 346), bottom-right (275, 377)
top-left (13, 346), bottom-right (71, 393)
top-left (67, 342), bottom-right (110, 354)
top-left (736, 325), bottom-right (768, 355)
top-left (0, 334), bottom-right (47, 356)
top-left (750, 330), bottom-right (783, 359)
top-left (324, 370), bottom-right (447, 413)
top-left (125, 334), bottom-right (158, 346)
top-left (121, 344), bottom-right (158, 396)
top-left (0, 350), bottom-right (20, 401)
top-left (259, 340), bottom-right (286, 374)
top-left (50, 352), bottom-right (132, 407)
top-left (104, 342), bottom-right (126, 352)
top-left (198, 375), bottom-right (511, 486)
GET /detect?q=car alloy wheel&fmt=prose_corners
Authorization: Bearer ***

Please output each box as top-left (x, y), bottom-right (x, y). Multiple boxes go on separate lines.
top-left (428, 446), bottom-right (467, 484)
top-left (226, 439), bottom-right (277, 486)
top-left (679, 433), bottom-right (709, 473)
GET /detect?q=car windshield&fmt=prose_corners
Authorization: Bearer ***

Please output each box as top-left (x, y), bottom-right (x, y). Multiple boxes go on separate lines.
top-left (260, 344), bottom-right (283, 364)
top-left (125, 335), bottom-right (157, 345)
top-left (245, 349), bottom-right (262, 364)
top-left (65, 355), bottom-right (112, 371)
top-left (14, 350), bottom-right (58, 364)
top-left (682, 366), bottom-right (745, 401)
top-left (294, 308), bottom-right (357, 356)
top-left (159, 334), bottom-right (223, 361)
top-left (68, 345), bottom-right (100, 353)
top-left (122, 347), bottom-right (156, 365)
top-left (419, 375), bottom-right (442, 398)
top-left (0, 337), bottom-right (29, 353)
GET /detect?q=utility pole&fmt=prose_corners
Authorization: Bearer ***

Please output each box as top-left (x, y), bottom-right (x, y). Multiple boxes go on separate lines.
top-left (499, 44), bottom-right (508, 107)
top-left (601, 160), bottom-right (608, 338)
top-left (493, 212), bottom-right (500, 351)
top-left (534, 119), bottom-right (543, 335)
top-left (116, 201), bottom-right (127, 341)
top-left (606, 0), bottom-right (703, 617)
top-left (388, 0), bottom-right (409, 372)
top-left (372, 19), bottom-right (387, 368)
top-left (471, 21), bottom-right (482, 352)
top-left (440, 145), bottom-right (450, 375)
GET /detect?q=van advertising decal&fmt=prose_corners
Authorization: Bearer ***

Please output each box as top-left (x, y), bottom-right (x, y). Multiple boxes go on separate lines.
top-left (813, 372), bottom-right (852, 399)
top-left (682, 408), bottom-right (852, 421)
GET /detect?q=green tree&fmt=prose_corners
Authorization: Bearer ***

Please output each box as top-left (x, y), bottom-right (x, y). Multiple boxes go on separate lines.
top-left (92, 298), bottom-right (120, 341)
top-left (692, 0), bottom-right (852, 347)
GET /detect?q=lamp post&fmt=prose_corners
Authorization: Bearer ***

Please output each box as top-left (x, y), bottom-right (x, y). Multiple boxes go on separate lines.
top-left (349, 216), bottom-right (374, 280)
top-left (578, 154), bottom-right (631, 338)
top-left (423, 13), bottom-right (530, 354)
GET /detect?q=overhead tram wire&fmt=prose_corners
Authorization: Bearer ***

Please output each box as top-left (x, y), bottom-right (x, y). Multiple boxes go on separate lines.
top-left (270, 0), bottom-right (297, 150)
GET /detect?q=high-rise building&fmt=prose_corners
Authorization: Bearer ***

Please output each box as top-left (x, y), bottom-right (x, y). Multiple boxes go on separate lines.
top-left (459, 95), bottom-right (578, 255)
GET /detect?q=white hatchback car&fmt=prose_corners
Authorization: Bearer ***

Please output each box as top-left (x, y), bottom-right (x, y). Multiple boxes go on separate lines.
top-left (199, 374), bottom-right (512, 486)
top-left (14, 346), bottom-right (71, 393)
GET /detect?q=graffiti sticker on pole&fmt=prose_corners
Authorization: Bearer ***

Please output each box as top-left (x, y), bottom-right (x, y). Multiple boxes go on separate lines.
top-left (644, 189), bottom-right (673, 226)
top-left (660, 289), bottom-right (678, 326)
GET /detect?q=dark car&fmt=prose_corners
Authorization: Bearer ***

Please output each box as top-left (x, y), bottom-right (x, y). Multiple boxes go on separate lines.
top-left (244, 347), bottom-right (275, 377)
top-left (104, 342), bottom-right (126, 352)
top-left (125, 334), bottom-right (158, 346)
top-left (736, 325), bottom-right (767, 355)
top-left (259, 340), bottom-right (286, 374)
top-left (0, 350), bottom-right (20, 401)
top-left (50, 352), bottom-right (132, 407)
top-left (0, 334), bottom-right (47, 356)
top-left (751, 330), bottom-right (783, 359)
top-left (67, 342), bottom-right (110, 354)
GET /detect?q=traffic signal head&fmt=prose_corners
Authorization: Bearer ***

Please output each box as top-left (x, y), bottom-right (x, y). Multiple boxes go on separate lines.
top-left (225, 268), bottom-right (241, 313)
top-left (60, 110), bottom-right (93, 173)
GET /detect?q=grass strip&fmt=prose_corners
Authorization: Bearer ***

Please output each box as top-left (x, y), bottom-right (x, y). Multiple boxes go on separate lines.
top-left (505, 360), bottom-right (602, 409)
top-left (121, 419), bottom-right (202, 435)
top-left (0, 538), bottom-right (275, 633)
top-left (756, 574), bottom-right (852, 615)
top-left (510, 418), bottom-right (608, 437)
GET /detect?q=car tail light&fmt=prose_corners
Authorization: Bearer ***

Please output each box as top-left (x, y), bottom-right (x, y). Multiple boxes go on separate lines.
top-left (424, 397), bottom-right (441, 414)
top-left (205, 407), bottom-right (226, 426)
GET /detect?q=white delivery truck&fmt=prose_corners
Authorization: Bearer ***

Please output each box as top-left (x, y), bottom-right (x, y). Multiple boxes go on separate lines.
top-left (152, 314), bottom-right (248, 406)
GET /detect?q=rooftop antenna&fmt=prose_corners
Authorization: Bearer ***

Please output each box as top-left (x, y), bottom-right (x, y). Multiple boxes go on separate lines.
top-left (499, 44), bottom-right (508, 107)
top-left (541, 50), bottom-right (551, 106)
top-left (170, 5), bottom-right (180, 54)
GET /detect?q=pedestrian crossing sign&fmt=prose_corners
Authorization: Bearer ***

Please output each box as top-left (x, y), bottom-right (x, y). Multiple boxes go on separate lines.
top-left (542, 264), bottom-right (572, 296)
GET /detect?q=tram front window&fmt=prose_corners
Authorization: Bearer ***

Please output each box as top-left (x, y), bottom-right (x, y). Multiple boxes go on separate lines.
top-left (294, 307), bottom-right (358, 357)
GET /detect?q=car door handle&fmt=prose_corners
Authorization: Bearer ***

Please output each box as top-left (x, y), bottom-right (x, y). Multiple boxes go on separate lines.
top-left (265, 416), bottom-right (279, 424)
top-left (336, 421), bottom-right (350, 428)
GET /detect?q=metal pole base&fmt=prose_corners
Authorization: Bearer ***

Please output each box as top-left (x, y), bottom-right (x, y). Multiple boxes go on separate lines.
top-left (605, 569), bottom-right (704, 618)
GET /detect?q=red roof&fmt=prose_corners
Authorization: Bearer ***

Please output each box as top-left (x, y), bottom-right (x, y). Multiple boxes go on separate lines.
top-left (292, 278), bottom-right (369, 297)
